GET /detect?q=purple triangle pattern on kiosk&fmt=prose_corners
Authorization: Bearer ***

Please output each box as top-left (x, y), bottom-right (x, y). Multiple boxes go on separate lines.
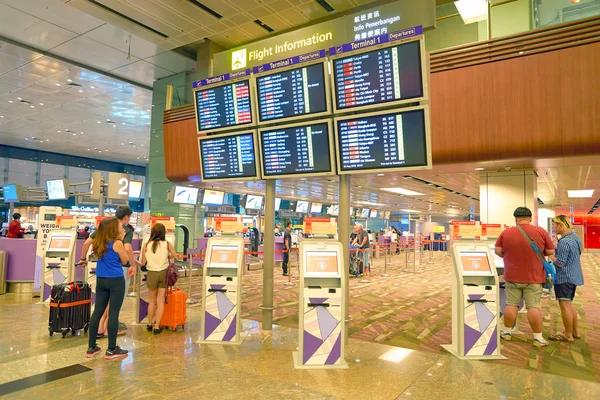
top-left (43, 283), bottom-right (52, 301)
top-left (138, 298), bottom-right (149, 322)
top-left (303, 330), bottom-right (324, 364)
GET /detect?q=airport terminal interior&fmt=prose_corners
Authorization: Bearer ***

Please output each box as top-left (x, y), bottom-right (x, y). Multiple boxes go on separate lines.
top-left (0, 0), bottom-right (600, 398)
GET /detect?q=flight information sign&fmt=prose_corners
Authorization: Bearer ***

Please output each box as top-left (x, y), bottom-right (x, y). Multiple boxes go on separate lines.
top-left (256, 62), bottom-right (328, 123)
top-left (194, 79), bottom-right (253, 132)
top-left (332, 39), bottom-right (423, 112)
top-left (199, 131), bottom-right (259, 181)
top-left (336, 107), bottom-right (429, 174)
top-left (260, 121), bottom-right (334, 179)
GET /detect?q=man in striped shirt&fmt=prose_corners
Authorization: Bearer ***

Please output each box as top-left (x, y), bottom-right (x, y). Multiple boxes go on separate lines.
top-left (549, 215), bottom-right (584, 342)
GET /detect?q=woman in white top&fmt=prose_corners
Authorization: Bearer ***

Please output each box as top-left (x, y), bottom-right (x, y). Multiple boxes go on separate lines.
top-left (141, 223), bottom-right (176, 334)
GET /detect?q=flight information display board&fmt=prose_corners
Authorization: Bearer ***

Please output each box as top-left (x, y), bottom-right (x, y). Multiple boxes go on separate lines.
top-left (332, 40), bottom-right (424, 112)
top-left (335, 107), bottom-right (430, 174)
top-left (194, 79), bottom-right (253, 133)
top-left (259, 120), bottom-right (335, 179)
top-left (256, 62), bottom-right (328, 123)
top-left (199, 131), bottom-right (259, 182)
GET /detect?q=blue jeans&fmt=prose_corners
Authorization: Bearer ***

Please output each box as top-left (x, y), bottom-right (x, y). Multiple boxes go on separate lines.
top-left (122, 266), bottom-right (131, 303)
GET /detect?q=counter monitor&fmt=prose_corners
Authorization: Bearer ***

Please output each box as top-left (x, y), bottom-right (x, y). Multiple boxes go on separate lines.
top-left (459, 251), bottom-right (494, 276)
top-left (332, 39), bottom-right (424, 113)
top-left (370, 210), bottom-right (379, 219)
top-left (310, 202), bottom-right (323, 214)
top-left (360, 208), bottom-right (370, 218)
top-left (2, 184), bottom-right (20, 202)
top-left (489, 243), bottom-right (504, 268)
top-left (173, 186), bottom-right (199, 205)
top-left (199, 131), bottom-right (260, 182)
top-left (203, 190), bottom-right (225, 206)
top-left (245, 195), bottom-right (263, 210)
top-left (296, 200), bottom-right (310, 213)
top-left (335, 107), bottom-right (430, 174)
top-left (194, 79), bottom-right (253, 133)
top-left (128, 180), bottom-right (143, 201)
top-left (327, 204), bottom-right (339, 216)
top-left (256, 61), bottom-right (329, 124)
top-left (305, 250), bottom-right (339, 277)
top-left (259, 120), bottom-right (335, 179)
top-left (209, 245), bottom-right (240, 268)
top-left (47, 236), bottom-right (73, 252)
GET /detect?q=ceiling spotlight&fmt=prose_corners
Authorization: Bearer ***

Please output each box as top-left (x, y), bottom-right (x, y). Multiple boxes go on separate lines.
top-left (30, 105), bottom-right (35, 108)
top-left (67, 79), bottom-right (73, 82)
top-left (80, 132), bottom-right (84, 134)
top-left (78, 90), bottom-right (83, 93)
top-left (90, 86), bottom-right (95, 89)
top-left (87, 149), bottom-right (90, 151)
top-left (39, 103), bottom-right (44, 106)
top-left (46, 139), bottom-right (49, 142)
top-left (55, 83), bottom-right (61, 86)
top-left (17, 97), bottom-right (22, 100)
top-left (8, 100), bottom-right (13, 103)
top-left (72, 133), bottom-right (76, 136)
top-left (97, 121), bottom-right (101, 123)
top-left (57, 130), bottom-right (61, 133)
top-left (25, 138), bottom-right (28, 141)
top-left (121, 143), bottom-right (124, 145)
top-left (376, 173), bottom-right (385, 176)
top-left (475, 167), bottom-right (484, 171)
top-left (0, 116), bottom-right (4, 118)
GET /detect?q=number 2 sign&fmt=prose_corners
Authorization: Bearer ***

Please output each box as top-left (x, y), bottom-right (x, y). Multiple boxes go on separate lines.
top-left (107, 172), bottom-right (130, 200)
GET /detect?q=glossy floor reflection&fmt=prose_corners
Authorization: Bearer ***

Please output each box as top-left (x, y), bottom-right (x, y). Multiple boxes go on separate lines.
top-left (0, 293), bottom-right (598, 399)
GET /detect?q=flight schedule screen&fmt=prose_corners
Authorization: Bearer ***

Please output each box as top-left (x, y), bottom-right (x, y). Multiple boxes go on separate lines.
top-left (333, 40), bottom-right (423, 111)
top-left (257, 63), bottom-right (327, 122)
top-left (337, 109), bottom-right (428, 172)
top-left (261, 122), bottom-right (333, 177)
top-left (195, 80), bottom-right (253, 131)
top-left (200, 132), bottom-right (258, 180)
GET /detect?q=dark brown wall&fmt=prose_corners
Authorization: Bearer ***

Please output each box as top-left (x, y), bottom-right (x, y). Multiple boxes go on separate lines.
top-left (163, 42), bottom-right (600, 182)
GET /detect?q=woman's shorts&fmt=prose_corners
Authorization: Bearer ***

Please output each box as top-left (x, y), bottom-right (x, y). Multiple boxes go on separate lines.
top-left (147, 270), bottom-right (167, 290)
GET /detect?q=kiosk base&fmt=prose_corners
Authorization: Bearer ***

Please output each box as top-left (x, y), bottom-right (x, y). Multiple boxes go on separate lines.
top-left (441, 344), bottom-right (507, 360)
top-left (197, 332), bottom-right (248, 346)
top-left (292, 351), bottom-right (349, 370)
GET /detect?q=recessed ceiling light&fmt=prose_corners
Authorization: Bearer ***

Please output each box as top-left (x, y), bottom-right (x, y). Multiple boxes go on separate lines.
top-left (568, 190), bottom-right (594, 198)
top-left (358, 201), bottom-right (384, 206)
top-left (0, 116), bottom-right (4, 118)
top-left (87, 149), bottom-right (90, 151)
top-left (475, 167), bottom-right (484, 171)
top-left (25, 138), bottom-right (28, 141)
top-left (401, 209), bottom-right (420, 213)
top-left (57, 130), bottom-right (61, 133)
top-left (72, 133), bottom-right (76, 136)
top-left (376, 173), bottom-right (385, 176)
top-left (137, 157), bottom-right (140, 159)
top-left (17, 97), bottom-right (22, 100)
top-left (382, 188), bottom-right (424, 196)
top-left (80, 132), bottom-right (84, 134)
top-left (90, 86), bottom-right (95, 89)
top-left (55, 83), bottom-right (61, 86)
top-left (8, 100), bottom-right (13, 103)
top-left (97, 121), bottom-right (101, 123)
top-left (67, 79), bottom-right (73, 82)
top-left (121, 143), bottom-right (124, 145)
top-left (39, 103), bottom-right (44, 106)
top-left (140, 144), bottom-right (144, 147)
top-left (46, 139), bottom-right (49, 142)
top-left (30, 105), bottom-right (35, 108)
top-left (78, 90), bottom-right (83, 93)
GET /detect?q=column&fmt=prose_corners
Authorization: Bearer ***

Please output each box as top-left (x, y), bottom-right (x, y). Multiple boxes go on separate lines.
top-left (479, 169), bottom-right (538, 227)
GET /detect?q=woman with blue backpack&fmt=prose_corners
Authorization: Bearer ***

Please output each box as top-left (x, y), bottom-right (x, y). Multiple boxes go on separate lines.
top-left (141, 223), bottom-right (177, 335)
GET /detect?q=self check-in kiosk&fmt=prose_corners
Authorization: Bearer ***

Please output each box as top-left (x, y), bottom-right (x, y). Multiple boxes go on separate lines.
top-left (198, 236), bottom-right (246, 345)
top-left (442, 241), bottom-right (504, 360)
top-left (42, 230), bottom-right (77, 302)
top-left (294, 239), bottom-right (347, 369)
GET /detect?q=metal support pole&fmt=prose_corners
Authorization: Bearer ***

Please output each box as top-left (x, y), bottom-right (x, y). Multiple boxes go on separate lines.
top-left (381, 245), bottom-right (389, 277)
top-left (98, 179), bottom-right (105, 217)
top-left (261, 179), bottom-right (276, 330)
top-left (339, 174), bottom-right (351, 344)
top-left (186, 253), bottom-right (198, 304)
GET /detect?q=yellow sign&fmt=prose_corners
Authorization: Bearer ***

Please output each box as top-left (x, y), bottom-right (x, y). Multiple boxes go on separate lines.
top-left (231, 48), bottom-right (247, 70)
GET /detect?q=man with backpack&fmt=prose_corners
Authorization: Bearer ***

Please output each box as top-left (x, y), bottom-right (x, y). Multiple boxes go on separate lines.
top-left (494, 207), bottom-right (555, 348)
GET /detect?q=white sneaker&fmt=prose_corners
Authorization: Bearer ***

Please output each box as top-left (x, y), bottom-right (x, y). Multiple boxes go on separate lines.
top-left (533, 338), bottom-right (549, 348)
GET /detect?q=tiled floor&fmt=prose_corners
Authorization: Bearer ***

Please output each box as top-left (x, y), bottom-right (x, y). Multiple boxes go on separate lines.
top-left (0, 251), bottom-right (599, 398)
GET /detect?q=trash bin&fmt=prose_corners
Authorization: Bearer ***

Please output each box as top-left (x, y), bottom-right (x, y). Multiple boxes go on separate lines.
top-left (0, 251), bottom-right (6, 295)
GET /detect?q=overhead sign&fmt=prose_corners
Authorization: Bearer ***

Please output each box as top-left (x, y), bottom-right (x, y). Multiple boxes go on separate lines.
top-left (212, 0), bottom-right (436, 74)
top-left (192, 68), bottom-right (251, 89)
top-left (252, 50), bottom-right (326, 74)
top-left (329, 26), bottom-right (423, 55)
top-left (107, 172), bottom-right (130, 200)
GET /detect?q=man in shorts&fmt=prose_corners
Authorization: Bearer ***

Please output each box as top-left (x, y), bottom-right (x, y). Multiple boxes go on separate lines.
top-left (495, 207), bottom-right (555, 348)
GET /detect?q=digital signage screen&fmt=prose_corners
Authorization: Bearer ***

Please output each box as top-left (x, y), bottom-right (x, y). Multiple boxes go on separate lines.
top-left (310, 202), bottom-right (323, 214)
top-left (332, 39), bottom-right (424, 113)
top-left (203, 190), bottom-right (225, 206)
top-left (2, 184), bottom-right (20, 202)
top-left (335, 106), bottom-right (430, 174)
top-left (245, 195), bottom-right (263, 210)
top-left (256, 61), bottom-right (329, 124)
top-left (296, 201), bottom-right (310, 213)
top-left (128, 180), bottom-right (143, 201)
top-left (173, 186), bottom-right (199, 205)
top-left (194, 79), bottom-right (253, 133)
top-left (46, 179), bottom-right (68, 200)
top-left (199, 131), bottom-right (260, 182)
top-left (259, 120), bottom-right (335, 179)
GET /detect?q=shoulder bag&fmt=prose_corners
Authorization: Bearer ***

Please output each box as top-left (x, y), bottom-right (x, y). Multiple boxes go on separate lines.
top-left (517, 226), bottom-right (556, 289)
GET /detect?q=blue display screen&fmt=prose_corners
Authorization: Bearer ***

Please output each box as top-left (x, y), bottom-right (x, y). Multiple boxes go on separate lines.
top-left (200, 132), bottom-right (258, 181)
top-left (2, 184), bottom-right (19, 202)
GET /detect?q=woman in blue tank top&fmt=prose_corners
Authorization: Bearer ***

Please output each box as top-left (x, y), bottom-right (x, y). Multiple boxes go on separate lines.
top-left (86, 217), bottom-right (130, 360)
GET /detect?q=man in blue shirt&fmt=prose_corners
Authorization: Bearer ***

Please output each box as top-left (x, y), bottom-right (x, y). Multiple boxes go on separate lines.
top-left (549, 215), bottom-right (584, 342)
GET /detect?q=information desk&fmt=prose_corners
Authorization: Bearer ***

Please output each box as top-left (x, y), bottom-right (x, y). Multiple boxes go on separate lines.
top-left (294, 239), bottom-right (347, 369)
top-left (198, 236), bottom-right (247, 345)
top-left (442, 241), bottom-right (504, 360)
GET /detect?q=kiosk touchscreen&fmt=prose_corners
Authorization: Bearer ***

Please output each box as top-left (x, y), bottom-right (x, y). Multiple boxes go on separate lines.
top-left (294, 240), bottom-right (347, 369)
top-left (199, 236), bottom-right (246, 345)
top-left (42, 230), bottom-right (77, 302)
top-left (442, 242), bottom-right (504, 359)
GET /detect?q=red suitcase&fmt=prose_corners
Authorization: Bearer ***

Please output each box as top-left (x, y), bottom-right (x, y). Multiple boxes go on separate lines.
top-left (160, 288), bottom-right (187, 330)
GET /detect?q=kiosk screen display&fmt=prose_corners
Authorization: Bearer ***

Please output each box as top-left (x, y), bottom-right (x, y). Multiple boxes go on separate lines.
top-left (209, 245), bottom-right (239, 268)
top-left (203, 190), bottom-right (225, 206)
top-left (370, 210), bottom-right (379, 218)
top-left (310, 202), bottom-right (323, 214)
top-left (173, 186), bottom-right (199, 205)
top-left (128, 180), bottom-right (143, 200)
top-left (257, 62), bottom-right (327, 122)
top-left (326, 204), bottom-right (339, 216)
top-left (296, 201), bottom-right (309, 213)
top-left (489, 243), bottom-right (504, 267)
top-left (200, 132), bottom-right (258, 181)
top-left (459, 251), bottom-right (493, 276)
top-left (2, 184), bottom-right (19, 202)
top-left (337, 108), bottom-right (428, 173)
top-left (360, 208), bottom-right (370, 218)
top-left (260, 122), bottom-right (334, 178)
top-left (46, 180), bottom-right (68, 200)
top-left (195, 80), bottom-right (252, 132)
top-left (47, 236), bottom-right (73, 252)
top-left (333, 40), bottom-right (423, 111)
top-left (305, 251), bottom-right (339, 277)
top-left (245, 195), bottom-right (263, 210)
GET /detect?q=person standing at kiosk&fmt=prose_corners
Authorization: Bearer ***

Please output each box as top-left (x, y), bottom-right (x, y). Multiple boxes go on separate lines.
top-left (495, 207), bottom-right (555, 348)
top-left (282, 222), bottom-right (292, 276)
top-left (7, 213), bottom-right (26, 238)
top-left (352, 224), bottom-right (370, 276)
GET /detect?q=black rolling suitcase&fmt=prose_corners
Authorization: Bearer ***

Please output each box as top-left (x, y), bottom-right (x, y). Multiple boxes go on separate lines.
top-left (49, 282), bottom-right (92, 338)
